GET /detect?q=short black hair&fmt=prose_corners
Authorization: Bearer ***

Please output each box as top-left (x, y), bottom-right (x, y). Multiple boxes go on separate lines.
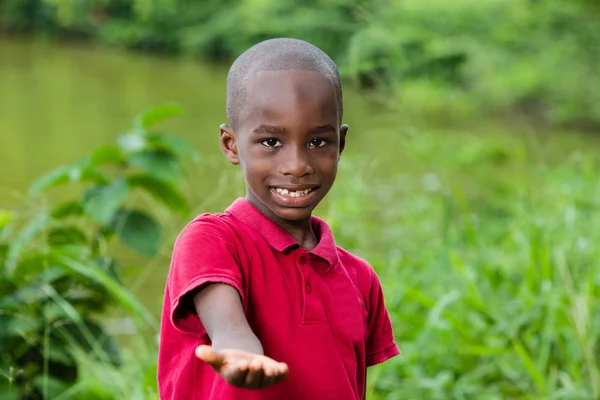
top-left (226, 38), bottom-right (343, 130)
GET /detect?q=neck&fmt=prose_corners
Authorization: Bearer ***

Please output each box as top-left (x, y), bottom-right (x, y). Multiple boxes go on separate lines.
top-left (277, 218), bottom-right (318, 250)
top-left (246, 196), bottom-right (318, 250)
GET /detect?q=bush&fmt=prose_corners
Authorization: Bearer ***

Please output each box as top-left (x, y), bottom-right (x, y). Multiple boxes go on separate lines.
top-left (0, 105), bottom-right (196, 399)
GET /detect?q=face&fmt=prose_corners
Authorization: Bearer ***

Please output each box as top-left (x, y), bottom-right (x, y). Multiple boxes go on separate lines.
top-left (220, 70), bottom-right (348, 226)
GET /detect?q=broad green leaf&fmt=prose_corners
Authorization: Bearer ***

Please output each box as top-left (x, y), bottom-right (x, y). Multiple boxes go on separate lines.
top-left (29, 161), bottom-right (109, 195)
top-left (51, 201), bottom-right (83, 219)
top-left (112, 209), bottom-right (162, 256)
top-left (146, 133), bottom-right (200, 162)
top-left (2, 315), bottom-right (42, 339)
top-left (29, 164), bottom-right (79, 195)
top-left (118, 132), bottom-right (147, 154)
top-left (13, 283), bottom-right (51, 303)
top-left (48, 227), bottom-right (88, 246)
top-left (89, 145), bottom-right (124, 167)
top-left (83, 179), bottom-right (129, 225)
top-left (129, 150), bottom-right (184, 181)
top-left (134, 103), bottom-right (183, 130)
top-left (126, 174), bottom-right (189, 216)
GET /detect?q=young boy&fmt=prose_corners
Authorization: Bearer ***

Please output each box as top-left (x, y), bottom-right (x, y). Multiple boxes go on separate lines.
top-left (158, 38), bottom-right (399, 399)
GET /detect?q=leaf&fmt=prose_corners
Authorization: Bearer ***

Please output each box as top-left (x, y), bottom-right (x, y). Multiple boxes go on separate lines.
top-left (82, 179), bottom-right (129, 225)
top-left (33, 375), bottom-right (71, 399)
top-left (134, 103), bottom-right (183, 130)
top-left (94, 256), bottom-right (122, 284)
top-left (1, 315), bottom-right (42, 339)
top-left (112, 209), bottom-right (162, 256)
top-left (126, 174), bottom-right (189, 216)
top-left (13, 283), bottom-right (51, 304)
top-left (46, 346), bottom-right (76, 367)
top-left (51, 250), bottom-right (157, 329)
top-left (51, 201), bottom-right (83, 219)
top-left (89, 145), bottom-right (124, 167)
top-left (48, 227), bottom-right (88, 246)
top-left (146, 133), bottom-right (200, 162)
top-left (29, 161), bottom-right (109, 195)
top-left (57, 318), bottom-right (121, 366)
top-left (128, 150), bottom-right (184, 182)
top-left (6, 213), bottom-right (51, 276)
top-left (0, 210), bottom-right (14, 230)
top-left (118, 132), bottom-right (147, 154)
top-left (0, 382), bottom-right (19, 400)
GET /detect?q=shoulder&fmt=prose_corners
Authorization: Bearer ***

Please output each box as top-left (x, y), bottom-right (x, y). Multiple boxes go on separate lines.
top-left (336, 246), bottom-right (381, 292)
top-left (175, 212), bottom-right (243, 251)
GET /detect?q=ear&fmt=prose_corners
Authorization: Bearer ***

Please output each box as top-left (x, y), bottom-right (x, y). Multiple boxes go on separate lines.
top-left (220, 124), bottom-right (240, 165)
top-left (338, 124), bottom-right (348, 158)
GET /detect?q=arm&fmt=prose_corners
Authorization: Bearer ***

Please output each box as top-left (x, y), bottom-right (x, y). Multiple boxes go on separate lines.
top-left (193, 283), bottom-right (288, 389)
top-left (193, 283), bottom-right (262, 354)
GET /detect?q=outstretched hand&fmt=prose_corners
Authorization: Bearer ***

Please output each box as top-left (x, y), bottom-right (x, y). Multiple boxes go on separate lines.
top-left (195, 345), bottom-right (289, 389)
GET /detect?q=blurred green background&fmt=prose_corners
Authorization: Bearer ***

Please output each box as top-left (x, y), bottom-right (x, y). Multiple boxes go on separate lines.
top-left (1, 0), bottom-right (599, 399)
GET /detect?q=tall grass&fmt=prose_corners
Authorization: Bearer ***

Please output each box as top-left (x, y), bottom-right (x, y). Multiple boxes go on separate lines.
top-left (325, 128), bottom-right (600, 399)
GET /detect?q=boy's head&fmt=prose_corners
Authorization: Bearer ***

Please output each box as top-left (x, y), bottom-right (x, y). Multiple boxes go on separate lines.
top-left (220, 38), bottom-right (348, 225)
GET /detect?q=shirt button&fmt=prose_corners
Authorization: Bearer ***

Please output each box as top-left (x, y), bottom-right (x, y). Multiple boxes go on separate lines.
top-left (299, 255), bottom-right (306, 265)
top-left (305, 282), bottom-right (311, 294)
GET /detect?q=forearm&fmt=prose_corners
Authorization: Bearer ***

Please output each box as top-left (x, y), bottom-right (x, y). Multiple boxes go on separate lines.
top-left (210, 323), bottom-right (263, 355)
top-left (194, 283), bottom-right (264, 355)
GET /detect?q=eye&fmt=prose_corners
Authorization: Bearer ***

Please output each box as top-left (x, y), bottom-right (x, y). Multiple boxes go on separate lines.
top-left (309, 138), bottom-right (328, 148)
top-left (260, 138), bottom-right (282, 148)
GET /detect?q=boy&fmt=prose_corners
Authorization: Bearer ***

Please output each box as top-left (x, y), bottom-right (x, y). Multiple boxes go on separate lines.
top-left (158, 38), bottom-right (399, 399)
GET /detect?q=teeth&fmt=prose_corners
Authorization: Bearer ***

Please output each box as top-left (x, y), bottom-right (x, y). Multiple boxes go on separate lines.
top-left (274, 188), bottom-right (313, 198)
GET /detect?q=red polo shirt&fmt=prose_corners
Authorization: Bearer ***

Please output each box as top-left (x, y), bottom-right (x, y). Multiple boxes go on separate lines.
top-left (158, 198), bottom-right (399, 399)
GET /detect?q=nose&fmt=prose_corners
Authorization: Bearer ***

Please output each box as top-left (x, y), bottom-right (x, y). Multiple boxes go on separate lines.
top-left (280, 145), bottom-right (314, 178)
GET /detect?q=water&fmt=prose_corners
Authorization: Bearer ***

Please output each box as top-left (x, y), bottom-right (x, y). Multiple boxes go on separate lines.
top-left (1, 37), bottom-right (597, 320)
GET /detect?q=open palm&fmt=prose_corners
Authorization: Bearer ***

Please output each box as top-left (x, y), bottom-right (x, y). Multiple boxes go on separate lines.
top-left (195, 345), bottom-right (289, 389)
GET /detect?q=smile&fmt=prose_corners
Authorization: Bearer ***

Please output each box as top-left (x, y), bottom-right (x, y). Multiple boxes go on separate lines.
top-left (273, 187), bottom-right (314, 198)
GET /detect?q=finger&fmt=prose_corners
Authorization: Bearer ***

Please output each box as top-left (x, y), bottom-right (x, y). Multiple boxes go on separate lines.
top-left (195, 345), bottom-right (225, 369)
top-left (243, 358), bottom-right (265, 389)
top-left (260, 362), bottom-right (277, 388)
top-left (223, 360), bottom-right (249, 387)
top-left (272, 362), bottom-right (289, 384)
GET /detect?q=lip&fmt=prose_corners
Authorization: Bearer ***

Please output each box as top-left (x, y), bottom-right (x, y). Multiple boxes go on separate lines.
top-left (270, 184), bottom-right (319, 191)
top-left (269, 185), bottom-right (320, 208)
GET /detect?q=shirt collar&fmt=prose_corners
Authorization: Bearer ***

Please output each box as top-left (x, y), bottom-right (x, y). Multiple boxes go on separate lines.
top-left (225, 198), bottom-right (340, 268)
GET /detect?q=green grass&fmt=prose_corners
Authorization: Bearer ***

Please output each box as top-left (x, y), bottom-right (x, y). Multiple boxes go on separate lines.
top-left (325, 128), bottom-right (600, 399)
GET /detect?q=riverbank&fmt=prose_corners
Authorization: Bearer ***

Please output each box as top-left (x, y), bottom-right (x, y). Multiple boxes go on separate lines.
top-left (2, 0), bottom-right (599, 130)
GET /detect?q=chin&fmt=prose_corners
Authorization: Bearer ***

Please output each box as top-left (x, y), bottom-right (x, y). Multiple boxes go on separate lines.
top-left (270, 204), bottom-right (315, 222)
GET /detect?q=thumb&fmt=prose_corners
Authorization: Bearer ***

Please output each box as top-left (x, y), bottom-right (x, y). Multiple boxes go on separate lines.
top-left (195, 345), bottom-right (225, 368)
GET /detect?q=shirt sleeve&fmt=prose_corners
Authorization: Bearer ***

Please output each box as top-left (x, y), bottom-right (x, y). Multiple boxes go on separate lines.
top-left (365, 268), bottom-right (400, 366)
top-left (167, 215), bottom-right (243, 336)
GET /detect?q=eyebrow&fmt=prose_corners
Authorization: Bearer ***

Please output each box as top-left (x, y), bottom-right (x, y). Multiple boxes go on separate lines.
top-left (252, 125), bottom-right (286, 135)
top-left (310, 125), bottom-right (337, 134)
top-left (251, 124), bottom-right (337, 135)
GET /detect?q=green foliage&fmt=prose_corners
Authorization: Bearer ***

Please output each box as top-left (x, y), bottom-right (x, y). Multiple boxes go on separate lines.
top-left (325, 130), bottom-right (600, 399)
top-left (0, 105), bottom-right (196, 399)
top-left (1, 0), bottom-right (599, 127)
